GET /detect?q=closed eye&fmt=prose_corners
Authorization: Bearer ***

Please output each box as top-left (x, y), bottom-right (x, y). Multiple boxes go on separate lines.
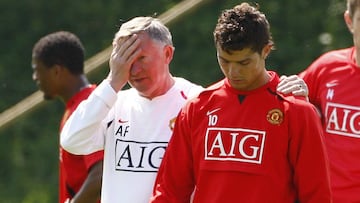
top-left (219, 58), bottom-right (229, 64)
top-left (238, 60), bottom-right (251, 66)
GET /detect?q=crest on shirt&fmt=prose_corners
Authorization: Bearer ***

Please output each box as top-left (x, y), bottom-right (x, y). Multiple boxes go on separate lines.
top-left (169, 117), bottom-right (176, 131)
top-left (266, 108), bottom-right (283, 125)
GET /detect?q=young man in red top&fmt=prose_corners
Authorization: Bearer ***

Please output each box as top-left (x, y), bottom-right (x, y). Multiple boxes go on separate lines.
top-left (151, 3), bottom-right (332, 203)
top-left (32, 31), bottom-right (103, 203)
top-left (278, 0), bottom-right (360, 202)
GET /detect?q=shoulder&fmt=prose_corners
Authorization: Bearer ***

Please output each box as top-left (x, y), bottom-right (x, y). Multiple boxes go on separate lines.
top-left (173, 77), bottom-right (204, 99)
top-left (174, 77), bottom-right (201, 88)
top-left (198, 80), bottom-right (224, 97)
top-left (300, 47), bottom-right (353, 78)
top-left (281, 95), bottom-right (318, 115)
top-left (184, 80), bottom-right (225, 107)
top-left (312, 47), bottom-right (352, 66)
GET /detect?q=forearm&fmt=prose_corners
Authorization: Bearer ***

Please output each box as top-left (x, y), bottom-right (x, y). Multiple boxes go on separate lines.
top-left (61, 80), bottom-right (117, 154)
top-left (71, 161), bottom-right (103, 203)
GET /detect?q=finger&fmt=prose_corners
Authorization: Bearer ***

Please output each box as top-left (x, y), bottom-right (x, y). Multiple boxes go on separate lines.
top-left (277, 80), bottom-right (299, 92)
top-left (277, 80), bottom-right (287, 89)
top-left (278, 83), bottom-right (308, 96)
top-left (122, 36), bottom-right (141, 63)
top-left (278, 75), bottom-right (300, 88)
top-left (277, 85), bottom-right (298, 94)
top-left (111, 36), bottom-right (129, 58)
top-left (279, 75), bottom-right (288, 81)
top-left (278, 75), bottom-right (289, 87)
top-left (126, 46), bottom-right (142, 66)
top-left (115, 35), bottom-right (139, 61)
top-left (285, 75), bottom-right (300, 82)
top-left (291, 89), bottom-right (308, 97)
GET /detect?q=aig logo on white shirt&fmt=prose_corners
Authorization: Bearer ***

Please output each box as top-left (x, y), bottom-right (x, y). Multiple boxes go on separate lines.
top-left (114, 139), bottom-right (167, 172)
top-left (204, 127), bottom-right (266, 164)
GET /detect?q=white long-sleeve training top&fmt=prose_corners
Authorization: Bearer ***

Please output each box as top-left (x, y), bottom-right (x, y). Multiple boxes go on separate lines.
top-left (61, 77), bottom-right (203, 203)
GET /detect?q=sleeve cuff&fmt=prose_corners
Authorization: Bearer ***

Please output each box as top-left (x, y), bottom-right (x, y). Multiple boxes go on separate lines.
top-left (93, 79), bottom-right (118, 108)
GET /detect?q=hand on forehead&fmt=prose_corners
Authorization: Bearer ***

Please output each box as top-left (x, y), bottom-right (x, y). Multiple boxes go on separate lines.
top-left (112, 33), bottom-right (140, 48)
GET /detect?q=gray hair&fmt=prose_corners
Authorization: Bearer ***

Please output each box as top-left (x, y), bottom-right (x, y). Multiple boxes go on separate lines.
top-left (114, 16), bottom-right (173, 46)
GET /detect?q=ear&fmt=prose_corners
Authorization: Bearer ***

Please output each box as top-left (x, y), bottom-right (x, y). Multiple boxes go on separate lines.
top-left (52, 64), bottom-right (62, 75)
top-left (51, 64), bottom-right (68, 81)
top-left (261, 44), bottom-right (273, 59)
top-left (344, 10), bottom-right (354, 34)
top-left (163, 45), bottom-right (174, 65)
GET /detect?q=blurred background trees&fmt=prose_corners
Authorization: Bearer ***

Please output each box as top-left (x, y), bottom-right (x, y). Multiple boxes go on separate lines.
top-left (0, 0), bottom-right (351, 202)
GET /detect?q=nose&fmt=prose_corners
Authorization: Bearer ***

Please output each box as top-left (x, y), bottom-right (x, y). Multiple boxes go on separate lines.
top-left (228, 63), bottom-right (241, 76)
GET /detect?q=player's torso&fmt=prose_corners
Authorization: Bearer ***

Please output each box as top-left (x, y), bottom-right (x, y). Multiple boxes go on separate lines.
top-left (102, 80), bottom-right (200, 202)
top-left (59, 85), bottom-right (97, 201)
top-left (109, 97), bottom-right (178, 173)
top-left (189, 87), bottom-right (296, 202)
top-left (59, 148), bottom-right (87, 190)
top-left (312, 64), bottom-right (360, 201)
top-left (315, 66), bottom-right (360, 139)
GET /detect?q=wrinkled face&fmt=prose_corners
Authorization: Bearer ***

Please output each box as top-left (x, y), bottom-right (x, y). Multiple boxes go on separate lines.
top-left (32, 58), bottom-right (58, 100)
top-left (128, 33), bottom-right (173, 98)
top-left (216, 45), bottom-right (270, 91)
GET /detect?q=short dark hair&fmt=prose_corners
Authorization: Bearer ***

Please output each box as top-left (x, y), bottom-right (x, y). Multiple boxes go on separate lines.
top-left (32, 31), bottom-right (85, 75)
top-left (213, 2), bottom-right (273, 54)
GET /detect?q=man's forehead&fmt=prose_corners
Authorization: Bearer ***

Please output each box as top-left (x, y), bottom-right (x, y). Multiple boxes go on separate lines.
top-left (217, 47), bottom-right (256, 60)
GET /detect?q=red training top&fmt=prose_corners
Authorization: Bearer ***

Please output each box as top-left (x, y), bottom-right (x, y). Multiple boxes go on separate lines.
top-left (152, 71), bottom-right (331, 203)
top-left (59, 85), bottom-right (103, 203)
top-left (300, 47), bottom-right (360, 202)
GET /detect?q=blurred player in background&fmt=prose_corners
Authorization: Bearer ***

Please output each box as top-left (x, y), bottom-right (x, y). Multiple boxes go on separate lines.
top-left (32, 31), bottom-right (103, 203)
top-left (278, 0), bottom-right (360, 202)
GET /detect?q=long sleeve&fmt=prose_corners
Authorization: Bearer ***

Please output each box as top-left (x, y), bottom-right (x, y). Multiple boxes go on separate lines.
top-left (151, 106), bottom-right (195, 203)
top-left (288, 101), bottom-right (332, 202)
top-left (152, 77), bottom-right (332, 202)
top-left (60, 80), bottom-right (117, 155)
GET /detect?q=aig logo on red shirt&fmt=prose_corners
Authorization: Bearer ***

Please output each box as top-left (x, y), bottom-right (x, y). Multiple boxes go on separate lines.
top-left (205, 127), bottom-right (266, 164)
top-left (325, 102), bottom-right (360, 138)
